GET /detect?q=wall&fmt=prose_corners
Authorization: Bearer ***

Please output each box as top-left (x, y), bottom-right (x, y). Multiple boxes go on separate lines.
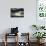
top-left (0, 0), bottom-right (36, 42)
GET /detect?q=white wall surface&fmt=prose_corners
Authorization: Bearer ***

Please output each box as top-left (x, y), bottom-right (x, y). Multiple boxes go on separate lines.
top-left (0, 0), bottom-right (37, 42)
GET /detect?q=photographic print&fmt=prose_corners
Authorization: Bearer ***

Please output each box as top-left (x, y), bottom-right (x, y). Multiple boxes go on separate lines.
top-left (11, 8), bottom-right (24, 17)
